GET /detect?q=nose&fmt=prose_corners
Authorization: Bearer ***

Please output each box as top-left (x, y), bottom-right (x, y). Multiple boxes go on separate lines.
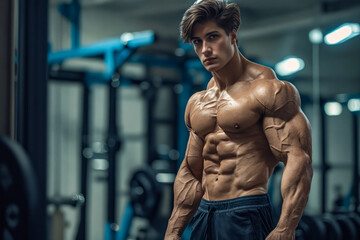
top-left (201, 41), bottom-right (211, 56)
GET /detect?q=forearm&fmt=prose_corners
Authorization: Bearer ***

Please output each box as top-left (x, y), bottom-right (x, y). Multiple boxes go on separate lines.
top-left (165, 165), bottom-right (204, 239)
top-left (276, 155), bottom-right (313, 231)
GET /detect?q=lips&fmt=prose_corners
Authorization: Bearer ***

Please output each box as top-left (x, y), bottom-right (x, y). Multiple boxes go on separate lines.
top-left (204, 57), bottom-right (216, 64)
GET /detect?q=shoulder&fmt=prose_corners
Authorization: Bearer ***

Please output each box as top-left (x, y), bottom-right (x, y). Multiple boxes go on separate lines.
top-left (251, 75), bottom-right (301, 114)
top-left (186, 91), bottom-right (204, 109)
top-left (184, 91), bottom-right (205, 128)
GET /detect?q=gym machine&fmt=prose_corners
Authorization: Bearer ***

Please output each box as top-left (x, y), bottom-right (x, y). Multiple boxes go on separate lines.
top-left (48, 2), bottom-right (158, 240)
top-left (50, 3), bottom-right (193, 238)
top-left (48, 27), bottom-right (156, 240)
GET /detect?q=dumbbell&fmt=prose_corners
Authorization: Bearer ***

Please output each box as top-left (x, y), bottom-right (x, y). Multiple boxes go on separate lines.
top-left (333, 212), bottom-right (358, 240)
top-left (347, 212), bottom-right (360, 238)
top-left (321, 213), bottom-right (342, 240)
top-left (296, 214), bottom-right (326, 240)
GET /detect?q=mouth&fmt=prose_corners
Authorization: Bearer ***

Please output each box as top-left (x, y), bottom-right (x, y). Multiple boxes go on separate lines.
top-left (203, 57), bottom-right (216, 64)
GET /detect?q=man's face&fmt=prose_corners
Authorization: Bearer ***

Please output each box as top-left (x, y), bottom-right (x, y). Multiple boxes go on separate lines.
top-left (191, 20), bottom-right (236, 72)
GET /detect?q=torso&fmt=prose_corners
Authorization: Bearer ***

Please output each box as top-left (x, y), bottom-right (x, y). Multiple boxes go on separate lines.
top-left (188, 67), bottom-right (279, 201)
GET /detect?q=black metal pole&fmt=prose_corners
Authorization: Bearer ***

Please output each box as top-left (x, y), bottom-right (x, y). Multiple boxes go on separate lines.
top-left (353, 114), bottom-right (359, 212)
top-left (147, 84), bottom-right (156, 164)
top-left (17, 0), bottom-right (48, 239)
top-left (0, 0), bottom-right (14, 137)
top-left (172, 85), bottom-right (179, 159)
top-left (76, 83), bottom-right (90, 240)
top-left (107, 74), bottom-right (121, 240)
top-left (320, 101), bottom-right (327, 213)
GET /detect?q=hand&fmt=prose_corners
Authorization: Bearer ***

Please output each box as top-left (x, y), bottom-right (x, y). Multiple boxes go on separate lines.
top-left (265, 227), bottom-right (295, 240)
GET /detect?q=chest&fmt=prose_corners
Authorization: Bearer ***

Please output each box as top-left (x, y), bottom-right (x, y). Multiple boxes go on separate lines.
top-left (190, 90), bottom-right (261, 137)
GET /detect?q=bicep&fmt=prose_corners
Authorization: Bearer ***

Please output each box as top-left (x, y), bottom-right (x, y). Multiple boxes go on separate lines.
top-left (179, 130), bottom-right (204, 181)
top-left (173, 131), bottom-right (204, 208)
top-left (182, 92), bottom-right (204, 180)
top-left (263, 109), bottom-right (312, 164)
top-left (264, 110), bottom-right (313, 199)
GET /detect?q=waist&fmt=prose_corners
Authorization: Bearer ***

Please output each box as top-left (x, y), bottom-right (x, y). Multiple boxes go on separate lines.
top-left (198, 193), bottom-right (271, 213)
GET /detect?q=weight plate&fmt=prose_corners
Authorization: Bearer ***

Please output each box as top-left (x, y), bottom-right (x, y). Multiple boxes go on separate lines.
top-left (297, 215), bottom-right (326, 240)
top-left (0, 135), bottom-right (38, 240)
top-left (334, 214), bottom-right (357, 240)
top-left (129, 167), bottom-right (162, 219)
top-left (347, 212), bottom-right (360, 238)
top-left (321, 213), bottom-right (342, 240)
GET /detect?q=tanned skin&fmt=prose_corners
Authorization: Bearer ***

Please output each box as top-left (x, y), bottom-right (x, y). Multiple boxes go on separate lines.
top-left (165, 20), bottom-right (313, 240)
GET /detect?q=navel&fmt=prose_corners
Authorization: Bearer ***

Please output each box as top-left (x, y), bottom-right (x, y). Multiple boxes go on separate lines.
top-left (234, 123), bottom-right (240, 129)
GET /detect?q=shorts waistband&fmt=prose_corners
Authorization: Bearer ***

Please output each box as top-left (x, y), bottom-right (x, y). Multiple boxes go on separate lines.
top-left (198, 194), bottom-right (271, 213)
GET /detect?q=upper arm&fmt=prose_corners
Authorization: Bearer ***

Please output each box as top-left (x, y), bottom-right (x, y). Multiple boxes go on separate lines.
top-left (255, 80), bottom-right (312, 164)
top-left (181, 92), bottom-right (204, 181)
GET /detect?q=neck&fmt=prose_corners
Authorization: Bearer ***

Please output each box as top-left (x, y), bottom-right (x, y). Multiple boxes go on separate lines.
top-left (212, 49), bottom-right (246, 91)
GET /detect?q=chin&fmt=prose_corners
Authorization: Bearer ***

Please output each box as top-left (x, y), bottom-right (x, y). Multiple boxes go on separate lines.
top-left (204, 63), bottom-right (220, 72)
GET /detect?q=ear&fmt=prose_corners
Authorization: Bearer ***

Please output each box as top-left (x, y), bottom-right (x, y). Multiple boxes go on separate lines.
top-left (230, 30), bottom-right (237, 44)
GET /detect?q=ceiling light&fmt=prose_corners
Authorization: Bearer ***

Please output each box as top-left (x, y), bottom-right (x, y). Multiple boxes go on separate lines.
top-left (324, 23), bottom-right (360, 45)
top-left (275, 57), bottom-right (305, 76)
top-left (309, 28), bottom-right (323, 44)
top-left (347, 98), bottom-right (360, 112)
top-left (324, 102), bottom-right (343, 116)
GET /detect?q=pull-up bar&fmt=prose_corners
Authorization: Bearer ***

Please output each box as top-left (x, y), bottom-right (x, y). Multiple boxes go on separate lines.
top-left (48, 30), bottom-right (156, 82)
top-left (48, 30), bottom-right (155, 64)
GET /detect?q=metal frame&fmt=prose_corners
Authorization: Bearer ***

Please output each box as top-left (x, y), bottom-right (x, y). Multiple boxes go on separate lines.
top-left (0, 0), bottom-right (14, 137)
top-left (49, 25), bottom-right (155, 239)
top-left (17, 0), bottom-right (49, 239)
top-left (58, 0), bottom-right (80, 49)
top-left (48, 30), bottom-right (155, 83)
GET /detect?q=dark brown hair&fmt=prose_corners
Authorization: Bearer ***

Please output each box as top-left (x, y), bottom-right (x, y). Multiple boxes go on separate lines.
top-left (180, 0), bottom-right (241, 43)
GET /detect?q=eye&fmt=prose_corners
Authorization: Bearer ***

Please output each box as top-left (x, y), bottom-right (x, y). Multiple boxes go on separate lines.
top-left (209, 34), bottom-right (218, 40)
top-left (192, 39), bottom-right (201, 45)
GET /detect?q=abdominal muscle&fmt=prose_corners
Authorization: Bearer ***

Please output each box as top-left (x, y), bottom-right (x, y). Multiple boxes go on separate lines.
top-left (201, 128), bottom-right (277, 201)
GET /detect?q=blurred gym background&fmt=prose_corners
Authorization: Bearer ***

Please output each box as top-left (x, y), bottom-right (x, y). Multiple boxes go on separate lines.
top-left (1, 0), bottom-right (360, 239)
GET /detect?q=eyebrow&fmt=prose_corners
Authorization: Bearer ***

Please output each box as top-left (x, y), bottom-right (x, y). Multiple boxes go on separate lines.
top-left (191, 30), bottom-right (220, 41)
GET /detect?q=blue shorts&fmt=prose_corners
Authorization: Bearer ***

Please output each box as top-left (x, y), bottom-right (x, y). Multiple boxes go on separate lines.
top-left (190, 194), bottom-right (275, 240)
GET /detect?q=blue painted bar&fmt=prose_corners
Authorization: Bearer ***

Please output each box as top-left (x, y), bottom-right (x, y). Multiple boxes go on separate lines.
top-left (114, 48), bottom-right (134, 68)
top-left (105, 50), bottom-right (115, 78)
top-left (57, 0), bottom-right (80, 49)
top-left (116, 204), bottom-right (134, 240)
top-left (48, 38), bottom-right (125, 64)
top-left (71, 0), bottom-right (80, 49)
top-left (104, 222), bottom-right (112, 240)
top-left (48, 30), bottom-right (155, 64)
top-left (123, 30), bottom-right (156, 48)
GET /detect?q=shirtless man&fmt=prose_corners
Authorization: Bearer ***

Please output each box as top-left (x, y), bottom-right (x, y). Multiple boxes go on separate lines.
top-left (165, 0), bottom-right (313, 239)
